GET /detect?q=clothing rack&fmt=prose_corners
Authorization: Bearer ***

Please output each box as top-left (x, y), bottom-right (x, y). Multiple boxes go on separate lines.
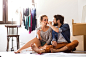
top-left (23, 7), bottom-right (37, 34)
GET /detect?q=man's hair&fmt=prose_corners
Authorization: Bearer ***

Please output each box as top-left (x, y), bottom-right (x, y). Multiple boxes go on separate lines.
top-left (54, 14), bottom-right (64, 24)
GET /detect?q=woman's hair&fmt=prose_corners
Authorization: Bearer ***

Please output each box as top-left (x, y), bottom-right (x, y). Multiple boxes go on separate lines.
top-left (40, 15), bottom-right (47, 23)
top-left (54, 14), bottom-right (64, 24)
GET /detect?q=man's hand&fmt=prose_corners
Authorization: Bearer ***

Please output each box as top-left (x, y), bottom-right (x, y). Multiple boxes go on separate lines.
top-left (52, 41), bottom-right (57, 46)
top-left (48, 21), bottom-right (52, 26)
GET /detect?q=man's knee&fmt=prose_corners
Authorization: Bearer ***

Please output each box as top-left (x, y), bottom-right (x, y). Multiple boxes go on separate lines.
top-left (66, 40), bottom-right (79, 51)
top-left (72, 40), bottom-right (79, 46)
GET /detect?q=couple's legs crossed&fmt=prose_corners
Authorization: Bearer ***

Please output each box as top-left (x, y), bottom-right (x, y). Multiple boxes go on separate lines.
top-left (15, 39), bottom-right (79, 53)
top-left (31, 44), bottom-right (53, 53)
top-left (15, 37), bottom-right (41, 53)
top-left (32, 40), bottom-right (79, 53)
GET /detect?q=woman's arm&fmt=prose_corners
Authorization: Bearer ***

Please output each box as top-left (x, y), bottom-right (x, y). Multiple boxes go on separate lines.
top-left (46, 29), bottom-right (52, 45)
top-left (37, 34), bottom-right (42, 40)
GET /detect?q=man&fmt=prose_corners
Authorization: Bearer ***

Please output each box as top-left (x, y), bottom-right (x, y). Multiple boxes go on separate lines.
top-left (48, 14), bottom-right (79, 52)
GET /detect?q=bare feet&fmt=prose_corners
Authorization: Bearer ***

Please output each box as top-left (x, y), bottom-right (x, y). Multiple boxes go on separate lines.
top-left (31, 43), bottom-right (45, 53)
top-left (50, 48), bottom-right (59, 53)
top-left (31, 43), bottom-right (37, 51)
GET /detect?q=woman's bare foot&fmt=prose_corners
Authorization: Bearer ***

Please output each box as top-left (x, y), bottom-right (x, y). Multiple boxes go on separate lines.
top-left (31, 44), bottom-right (37, 51)
top-left (50, 48), bottom-right (59, 53)
top-left (31, 43), bottom-right (45, 53)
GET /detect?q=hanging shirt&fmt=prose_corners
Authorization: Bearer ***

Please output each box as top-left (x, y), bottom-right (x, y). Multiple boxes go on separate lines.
top-left (23, 8), bottom-right (25, 26)
top-left (29, 15), bottom-right (31, 27)
top-left (31, 8), bottom-right (36, 31)
top-left (29, 15), bottom-right (31, 34)
top-left (25, 16), bottom-right (28, 30)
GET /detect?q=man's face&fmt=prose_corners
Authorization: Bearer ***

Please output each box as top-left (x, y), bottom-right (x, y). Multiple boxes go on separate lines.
top-left (53, 18), bottom-right (58, 26)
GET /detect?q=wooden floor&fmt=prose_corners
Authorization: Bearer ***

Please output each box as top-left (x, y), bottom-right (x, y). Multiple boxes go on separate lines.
top-left (71, 51), bottom-right (86, 54)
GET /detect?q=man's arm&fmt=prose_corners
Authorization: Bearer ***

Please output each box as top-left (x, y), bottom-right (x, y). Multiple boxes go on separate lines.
top-left (48, 21), bottom-right (69, 33)
top-left (48, 21), bottom-right (62, 33)
top-left (51, 30), bottom-right (57, 46)
top-left (49, 24), bottom-right (59, 33)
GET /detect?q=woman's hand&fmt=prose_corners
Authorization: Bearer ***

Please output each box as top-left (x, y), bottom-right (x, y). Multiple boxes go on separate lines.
top-left (52, 41), bottom-right (57, 46)
top-left (37, 30), bottom-right (41, 36)
top-left (37, 30), bottom-right (42, 40)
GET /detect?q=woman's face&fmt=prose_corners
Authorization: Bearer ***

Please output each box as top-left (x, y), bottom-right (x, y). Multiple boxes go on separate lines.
top-left (41, 17), bottom-right (48, 26)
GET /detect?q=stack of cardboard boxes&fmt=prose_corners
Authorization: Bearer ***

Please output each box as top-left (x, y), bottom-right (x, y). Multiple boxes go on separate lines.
top-left (72, 19), bottom-right (86, 51)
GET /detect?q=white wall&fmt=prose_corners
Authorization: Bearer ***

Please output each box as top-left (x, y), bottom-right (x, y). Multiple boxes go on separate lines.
top-left (78, 0), bottom-right (86, 23)
top-left (36, 0), bottom-right (78, 34)
top-left (0, 0), bottom-right (85, 52)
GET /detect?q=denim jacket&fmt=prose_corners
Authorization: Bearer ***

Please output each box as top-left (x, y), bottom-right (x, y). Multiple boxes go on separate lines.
top-left (52, 24), bottom-right (71, 43)
top-left (52, 24), bottom-right (76, 51)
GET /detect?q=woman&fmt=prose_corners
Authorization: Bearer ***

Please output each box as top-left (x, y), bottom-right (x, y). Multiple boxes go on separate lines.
top-left (15, 15), bottom-right (52, 53)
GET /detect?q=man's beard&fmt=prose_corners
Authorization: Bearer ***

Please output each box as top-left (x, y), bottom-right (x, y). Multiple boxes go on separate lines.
top-left (53, 23), bottom-right (58, 26)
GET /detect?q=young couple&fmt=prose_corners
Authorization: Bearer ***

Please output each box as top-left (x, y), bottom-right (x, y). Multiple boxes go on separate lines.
top-left (15, 14), bottom-right (79, 53)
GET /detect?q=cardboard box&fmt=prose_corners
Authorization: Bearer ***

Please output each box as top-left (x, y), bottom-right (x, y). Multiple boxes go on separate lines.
top-left (72, 23), bottom-right (86, 36)
top-left (72, 19), bottom-right (86, 36)
top-left (71, 35), bottom-right (86, 51)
